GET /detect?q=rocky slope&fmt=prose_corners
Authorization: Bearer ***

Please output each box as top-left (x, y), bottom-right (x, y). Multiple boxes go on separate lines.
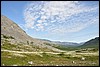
top-left (1, 15), bottom-right (63, 52)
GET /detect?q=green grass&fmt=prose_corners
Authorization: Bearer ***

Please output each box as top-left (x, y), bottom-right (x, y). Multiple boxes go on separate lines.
top-left (1, 36), bottom-right (99, 66)
top-left (1, 50), bottom-right (99, 66)
top-left (54, 45), bottom-right (79, 51)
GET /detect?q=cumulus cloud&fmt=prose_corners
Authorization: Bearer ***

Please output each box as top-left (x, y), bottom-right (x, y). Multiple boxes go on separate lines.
top-left (23, 1), bottom-right (99, 33)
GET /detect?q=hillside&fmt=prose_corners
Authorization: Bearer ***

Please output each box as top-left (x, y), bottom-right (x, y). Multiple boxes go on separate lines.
top-left (79, 37), bottom-right (99, 48)
top-left (53, 41), bottom-right (81, 47)
top-left (1, 15), bottom-right (63, 52)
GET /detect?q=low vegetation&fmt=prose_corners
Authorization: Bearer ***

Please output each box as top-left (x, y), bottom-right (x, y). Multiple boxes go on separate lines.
top-left (1, 34), bottom-right (15, 39)
top-left (1, 50), bottom-right (99, 66)
top-left (1, 35), bottom-right (99, 66)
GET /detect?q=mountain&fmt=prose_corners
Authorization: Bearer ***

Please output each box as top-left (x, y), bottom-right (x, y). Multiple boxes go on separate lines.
top-left (79, 42), bottom-right (85, 45)
top-left (1, 15), bottom-right (43, 45)
top-left (1, 15), bottom-right (99, 52)
top-left (40, 39), bottom-right (83, 47)
top-left (79, 37), bottom-right (99, 48)
top-left (53, 41), bottom-right (81, 47)
top-left (1, 15), bottom-right (63, 52)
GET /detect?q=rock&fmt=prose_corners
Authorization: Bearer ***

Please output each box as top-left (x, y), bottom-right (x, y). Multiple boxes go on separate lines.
top-left (56, 65), bottom-right (59, 66)
top-left (72, 61), bottom-right (75, 63)
top-left (2, 64), bottom-right (5, 66)
top-left (92, 62), bottom-right (96, 65)
top-left (81, 57), bottom-right (85, 61)
top-left (28, 61), bottom-right (33, 64)
top-left (8, 56), bottom-right (11, 58)
top-left (12, 64), bottom-right (18, 66)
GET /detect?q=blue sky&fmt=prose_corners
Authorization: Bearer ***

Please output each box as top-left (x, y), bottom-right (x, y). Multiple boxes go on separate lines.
top-left (1, 1), bottom-right (99, 43)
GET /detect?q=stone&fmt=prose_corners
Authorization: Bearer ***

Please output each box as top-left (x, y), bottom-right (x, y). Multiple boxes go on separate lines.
top-left (2, 64), bottom-right (5, 66)
top-left (72, 61), bottom-right (75, 63)
top-left (81, 57), bottom-right (85, 61)
top-left (56, 65), bottom-right (59, 66)
top-left (13, 64), bottom-right (18, 66)
top-left (28, 61), bottom-right (33, 64)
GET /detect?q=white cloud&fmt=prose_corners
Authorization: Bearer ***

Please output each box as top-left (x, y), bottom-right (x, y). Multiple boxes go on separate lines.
top-left (25, 21), bottom-right (34, 29)
top-left (41, 15), bottom-right (47, 20)
top-left (36, 24), bottom-right (44, 31)
top-left (23, 1), bottom-right (98, 33)
top-left (37, 20), bottom-right (43, 23)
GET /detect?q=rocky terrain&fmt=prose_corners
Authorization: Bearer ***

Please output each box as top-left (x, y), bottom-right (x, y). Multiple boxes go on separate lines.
top-left (1, 15), bottom-right (63, 52)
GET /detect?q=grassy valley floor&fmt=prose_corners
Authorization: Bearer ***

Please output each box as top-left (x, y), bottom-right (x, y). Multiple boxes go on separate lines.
top-left (1, 49), bottom-right (99, 66)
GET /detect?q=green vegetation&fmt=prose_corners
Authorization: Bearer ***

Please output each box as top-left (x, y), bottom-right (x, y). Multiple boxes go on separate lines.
top-left (27, 41), bottom-right (29, 45)
top-left (75, 48), bottom-right (99, 53)
top-left (58, 52), bottom-right (65, 56)
top-left (54, 45), bottom-right (79, 51)
top-left (1, 35), bottom-right (99, 66)
top-left (1, 39), bottom-right (53, 52)
top-left (30, 42), bottom-right (34, 44)
top-left (44, 42), bottom-right (51, 46)
top-left (79, 37), bottom-right (99, 48)
top-left (1, 34), bottom-right (15, 39)
top-left (1, 50), bottom-right (99, 66)
top-left (44, 42), bottom-right (79, 51)
top-left (1, 39), bottom-right (99, 66)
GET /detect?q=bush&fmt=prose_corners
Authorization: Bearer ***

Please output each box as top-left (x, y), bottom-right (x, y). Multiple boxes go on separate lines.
top-left (58, 52), bottom-right (65, 56)
top-left (44, 42), bottom-right (51, 46)
top-left (2, 35), bottom-right (14, 39)
top-left (27, 41), bottom-right (29, 45)
top-left (30, 42), bottom-right (34, 44)
top-left (3, 35), bottom-right (9, 39)
top-left (75, 50), bottom-right (81, 52)
top-left (9, 36), bottom-right (15, 39)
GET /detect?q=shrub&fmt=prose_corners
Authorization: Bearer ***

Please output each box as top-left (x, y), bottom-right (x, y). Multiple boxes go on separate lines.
top-left (2, 34), bottom-right (14, 39)
top-left (58, 52), bottom-right (65, 56)
top-left (9, 36), bottom-right (15, 39)
top-left (30, 42), bottom-right (34, 44)
top-left (75, 50), bottom-right (81, 52)
top-left (27, 41), bottom-right (29, 45)
top-left (44, 42), bottom-right (51, 46)
top-left (3, 35), bottom-right (9, 39)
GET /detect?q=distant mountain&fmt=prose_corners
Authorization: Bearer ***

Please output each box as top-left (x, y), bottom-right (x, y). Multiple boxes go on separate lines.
top-left (79, 37), bottom-right (99, 48)
top-left (79, 42), bottom-right (85, 45)
top-left (53, 41), bottom-right (81, 47)
top-left (40, 39), bottom-right (84, 47)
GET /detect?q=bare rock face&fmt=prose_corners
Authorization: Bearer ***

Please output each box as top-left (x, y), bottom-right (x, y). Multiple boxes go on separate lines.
top-left (1, 15), bottom-right (63, 52)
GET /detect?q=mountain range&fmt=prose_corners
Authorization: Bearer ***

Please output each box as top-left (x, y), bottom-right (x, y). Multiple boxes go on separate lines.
top-left (1, 15), bottom-right (99, 51)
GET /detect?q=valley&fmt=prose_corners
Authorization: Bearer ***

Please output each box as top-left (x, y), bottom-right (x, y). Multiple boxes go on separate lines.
top-left (1, 15), bottom-right (99, 66)
top-left (1, 35), bottom-right (99, 66)
top-left (1, 47), bottom-right (99, 66)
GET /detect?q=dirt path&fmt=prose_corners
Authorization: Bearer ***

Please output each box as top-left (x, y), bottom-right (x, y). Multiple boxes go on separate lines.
top-left (1, 49), bottom-right (60, 54)
top-left (1, 49), bottom-right (99, 56)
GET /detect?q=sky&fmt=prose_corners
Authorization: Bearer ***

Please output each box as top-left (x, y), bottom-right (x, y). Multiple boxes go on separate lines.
top-left (1, 1), bottom-right (99, 43)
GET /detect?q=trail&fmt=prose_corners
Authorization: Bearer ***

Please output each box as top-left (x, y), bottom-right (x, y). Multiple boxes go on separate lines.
top-left (1, 49), bottom-right (60, 54)
top-left (1, 49), bottom-right (99, 56)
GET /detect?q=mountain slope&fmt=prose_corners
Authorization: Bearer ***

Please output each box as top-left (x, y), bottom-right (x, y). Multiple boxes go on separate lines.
top-left (1, 15), bottom-right (63, 52)
top-left (79, 37), bottom-right (99, 48)
top-left (53, 41), bottom-right (81, 47)
top-left (1, 15), bottom-right (44, 45)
